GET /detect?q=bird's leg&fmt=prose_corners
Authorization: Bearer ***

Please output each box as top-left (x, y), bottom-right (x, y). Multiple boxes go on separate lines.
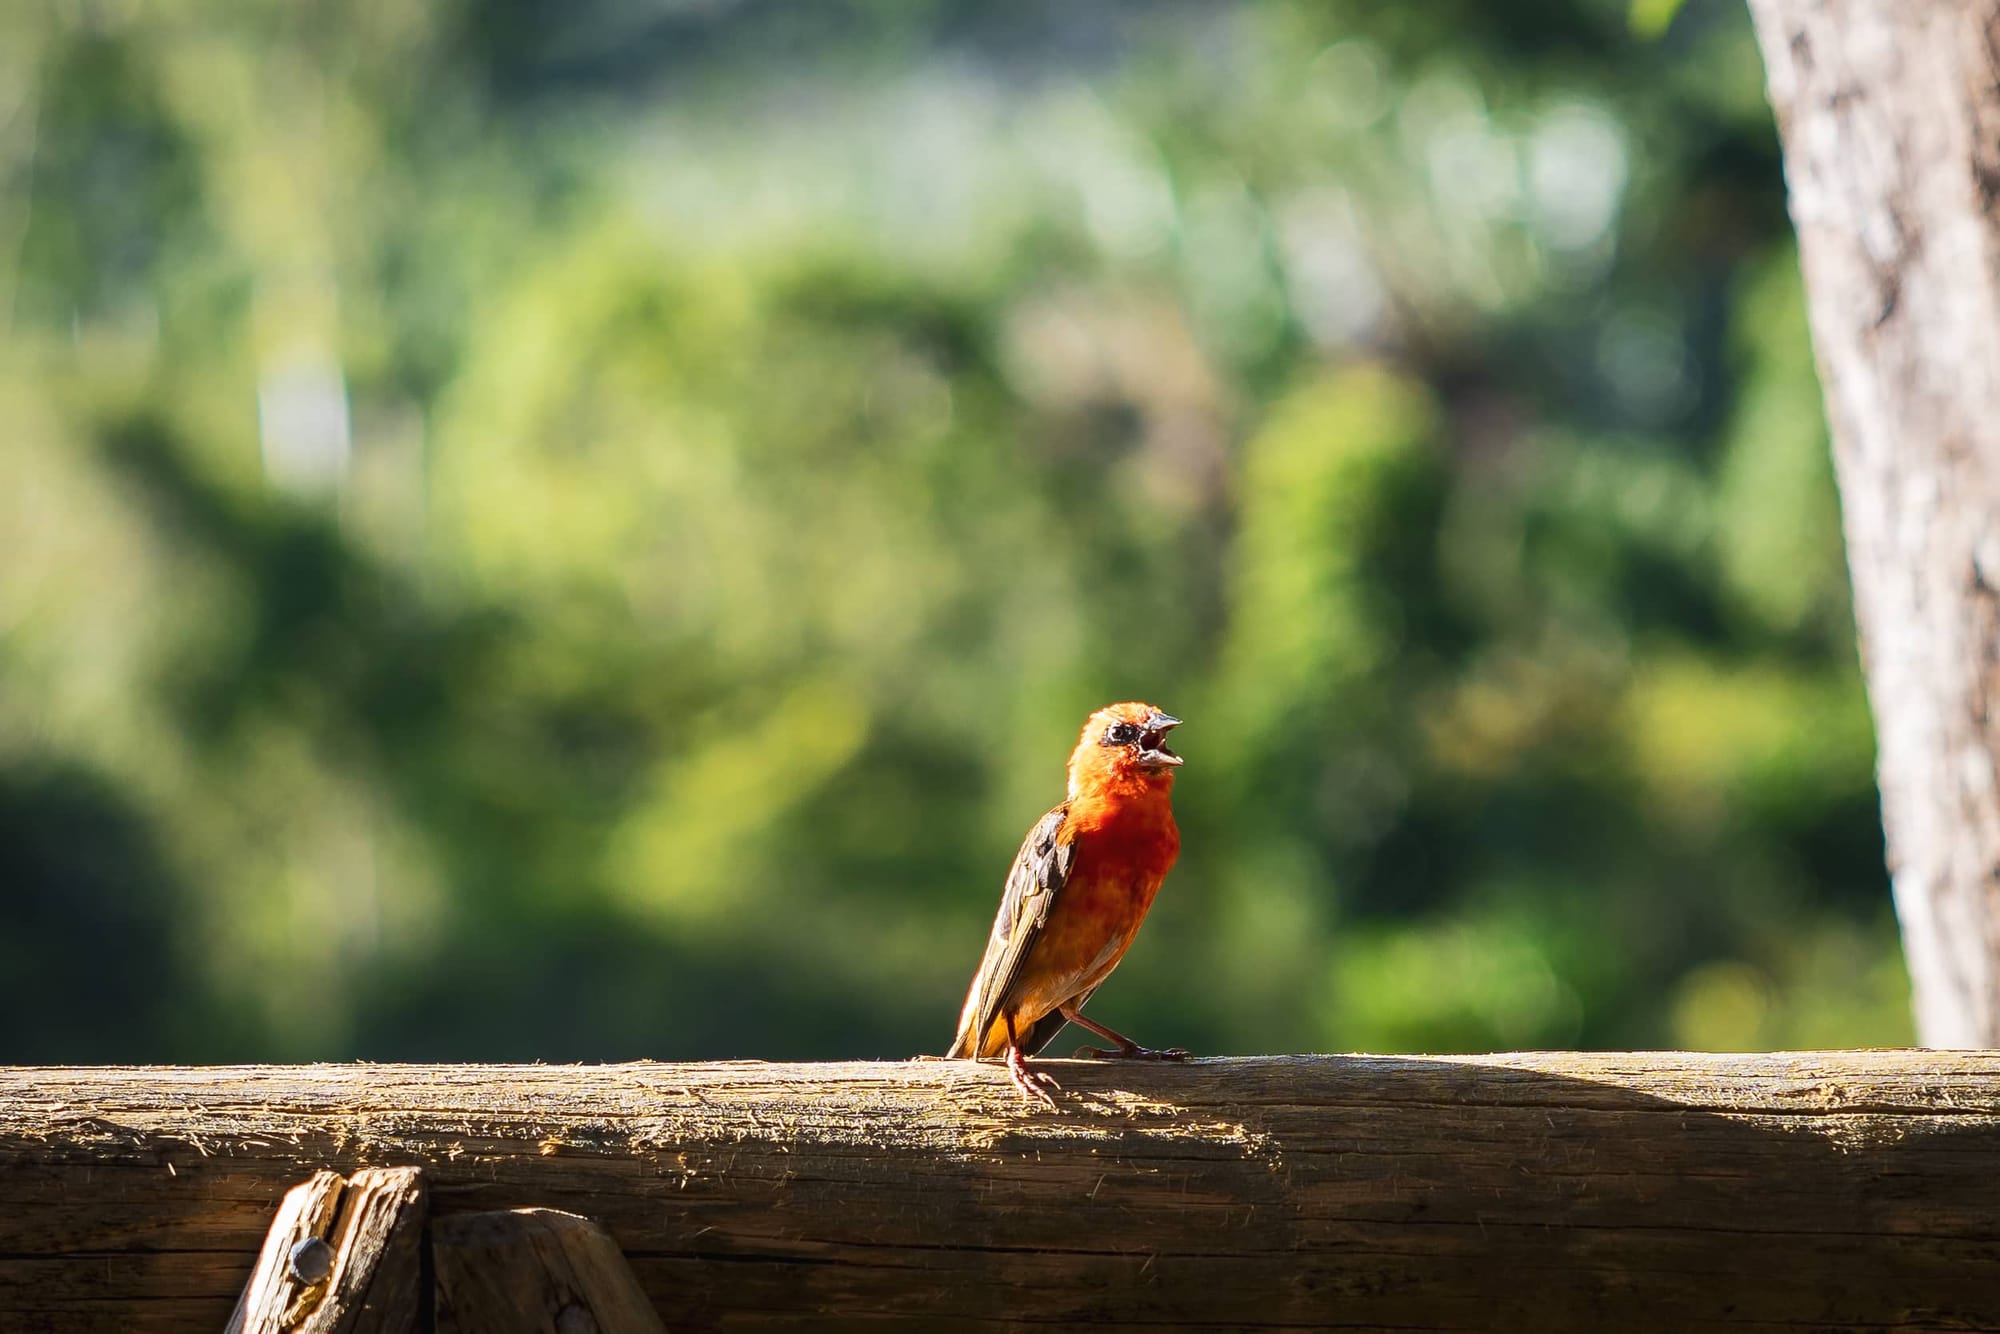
top-left (1004, 1015), bottom-right (1061, 1109)
top-left (1061, 1004), bottom-right (1188, 1061)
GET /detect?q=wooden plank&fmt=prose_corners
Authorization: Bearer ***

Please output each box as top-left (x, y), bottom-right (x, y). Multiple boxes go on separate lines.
top-left (306, 1166), bottom-right (427, 1334)
top-left (2, 1053), bottom-right (1999, 1331)
top-left (224, 1166), bottom-right (426, 1334)
top-left (225, 1169), bottom-right (343, 1334)
top-left (433, 1208), bottom-right (666, 1334)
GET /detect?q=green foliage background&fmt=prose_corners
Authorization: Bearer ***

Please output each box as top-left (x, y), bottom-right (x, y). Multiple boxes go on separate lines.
top-left (0, 0), bottom-right (1909, 1062)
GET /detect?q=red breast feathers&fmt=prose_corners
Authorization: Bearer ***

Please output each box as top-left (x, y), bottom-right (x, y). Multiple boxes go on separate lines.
top-left (1060, 701), bottom-right (1182, 882)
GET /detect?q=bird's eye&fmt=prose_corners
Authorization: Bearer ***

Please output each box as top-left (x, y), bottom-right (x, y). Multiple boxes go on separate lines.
top-left (1104, 722), bottom-right (1142, 746)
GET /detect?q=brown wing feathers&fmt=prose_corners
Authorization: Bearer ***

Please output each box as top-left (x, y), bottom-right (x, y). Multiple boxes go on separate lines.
top-left (947, 803), bottom-right (1075, 1058)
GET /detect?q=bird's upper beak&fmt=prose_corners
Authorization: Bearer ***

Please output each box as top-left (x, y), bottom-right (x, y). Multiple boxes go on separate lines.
top-left (1139, 712), bottom-right (1183, 768)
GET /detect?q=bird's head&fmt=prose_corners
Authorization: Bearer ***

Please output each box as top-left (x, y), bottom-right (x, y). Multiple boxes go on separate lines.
top-left (1067, 701), bottom-right (1183, 798)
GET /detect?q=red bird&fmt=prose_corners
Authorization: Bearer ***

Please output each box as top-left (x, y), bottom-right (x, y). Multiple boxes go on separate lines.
top-left (948, 702), bottom-right (1186, 1107)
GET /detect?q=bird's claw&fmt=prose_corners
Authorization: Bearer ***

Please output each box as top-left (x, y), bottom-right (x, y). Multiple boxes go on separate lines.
top-left (1073, 1044), bottom-right (1190, 1061)
top-left (1006, 1048), bottom-right (1062, 1110)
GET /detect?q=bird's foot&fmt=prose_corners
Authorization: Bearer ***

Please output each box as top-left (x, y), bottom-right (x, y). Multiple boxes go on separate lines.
top-left (1006, 1046), bottom-right (1062, 1109)
top-left (1074, 1044), bottom-right (1189, 1061)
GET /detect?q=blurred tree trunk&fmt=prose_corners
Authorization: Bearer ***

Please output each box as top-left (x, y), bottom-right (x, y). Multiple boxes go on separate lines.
top-left (1749, 0), bottom-right (2000, 1045)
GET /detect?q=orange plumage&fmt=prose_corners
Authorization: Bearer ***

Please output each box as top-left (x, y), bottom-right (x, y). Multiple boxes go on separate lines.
top-left (948, 702), bottom-right (1185, 1106)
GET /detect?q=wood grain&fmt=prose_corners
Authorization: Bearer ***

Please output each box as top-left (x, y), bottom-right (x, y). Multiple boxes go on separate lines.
top-left (304, 1166), bottom-right (426, 1334)
top-left (223, 1166), bottom-right (426, 1334)
top-left (224, 1169), bottom-right (343, 1334)
top-left (3, 1053), bottom-right (1999, 1331)
top-left (433, 1208), bottom-right (666, 1334)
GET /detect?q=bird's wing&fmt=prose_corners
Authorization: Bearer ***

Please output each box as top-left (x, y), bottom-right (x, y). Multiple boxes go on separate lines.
top-left (947, 802), bottom-right (1077, 1059)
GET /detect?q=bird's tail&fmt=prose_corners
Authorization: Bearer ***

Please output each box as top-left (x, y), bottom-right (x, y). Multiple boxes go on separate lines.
top-left (946, 1008), bottom-right (1071, 1061)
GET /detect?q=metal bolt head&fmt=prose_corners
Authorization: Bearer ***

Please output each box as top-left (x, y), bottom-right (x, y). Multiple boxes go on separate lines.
top-left (288, 1236), bottom-right (335, 1285)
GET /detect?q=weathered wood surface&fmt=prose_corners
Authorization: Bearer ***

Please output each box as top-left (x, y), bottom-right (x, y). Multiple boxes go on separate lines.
top-left (225, 1169), bottom-right (345, 1334)
top-left (1747, 0), bottom-right (2000, 1045)
top-left (3, 1053), bottom-right (2000, 1332)
top-left (318, 1167), bottom-right (426, 1334)
top-left (433, 1208), bottom-right (666, 1334)
top-left (226, 1166), bottom-right (427, 1334)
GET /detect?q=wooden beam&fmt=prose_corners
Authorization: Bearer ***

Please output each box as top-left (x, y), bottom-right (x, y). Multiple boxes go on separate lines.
top-left (3, 1053), bottom-right (1998, 1331)
top-left (226, 1169), bottom-right (344, 1334)
top-left (433, 1208), bottom-right (666, 1334)
top-left (225, 1166), bottom-right (426, 1334)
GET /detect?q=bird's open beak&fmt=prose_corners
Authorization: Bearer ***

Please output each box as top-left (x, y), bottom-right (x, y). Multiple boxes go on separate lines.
top-left (1139, 712), bottom-right (1183, 768)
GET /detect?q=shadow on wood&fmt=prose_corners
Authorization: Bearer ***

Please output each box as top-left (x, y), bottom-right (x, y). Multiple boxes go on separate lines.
top-left (434, 1209), bottom-right (666, 1334)
top-left (4, 1053), bottom-right (1999, 1331)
